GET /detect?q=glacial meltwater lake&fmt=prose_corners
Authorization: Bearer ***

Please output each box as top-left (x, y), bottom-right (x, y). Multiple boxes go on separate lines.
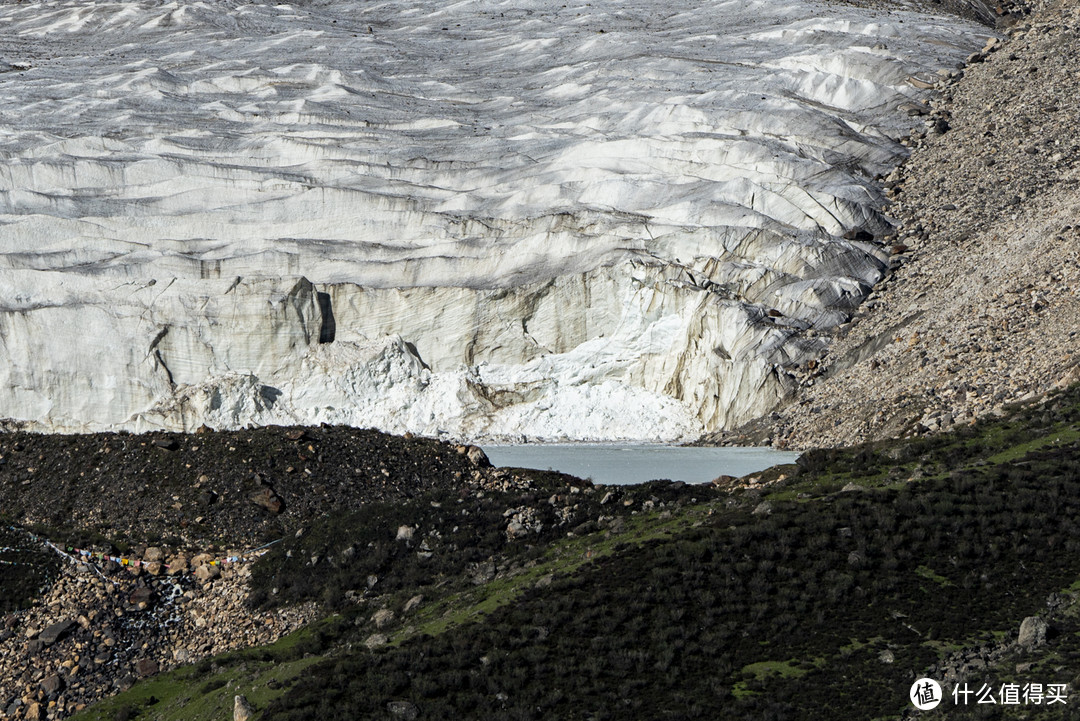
top-left (481, 445), bottom-right (800, 486)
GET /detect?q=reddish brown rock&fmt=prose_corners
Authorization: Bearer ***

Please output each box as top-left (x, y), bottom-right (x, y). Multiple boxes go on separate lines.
top-left (250, 487), bottom-right (283, 514)
top-left (135, 658), bottom-right (159, 677)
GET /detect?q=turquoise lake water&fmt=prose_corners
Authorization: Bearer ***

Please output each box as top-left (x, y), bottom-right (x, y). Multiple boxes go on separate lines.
top-left (481, 445), bottom-right (800, 486)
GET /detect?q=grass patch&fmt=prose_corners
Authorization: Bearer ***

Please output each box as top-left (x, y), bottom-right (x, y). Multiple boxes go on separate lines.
top-left (731, 658), bottom-right (822, 698)
top-left (69, 616), bottom-right (347, 721)
top-left (396, 502), bottom-right (717, 643)
top-left (982, 424), bottom-right (1080, 465)
top-left (915, 565), bottom-right (950, 587)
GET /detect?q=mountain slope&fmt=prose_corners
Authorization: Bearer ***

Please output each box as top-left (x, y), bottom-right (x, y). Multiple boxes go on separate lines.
top-left (49, 383), bottom-right (1080, 721)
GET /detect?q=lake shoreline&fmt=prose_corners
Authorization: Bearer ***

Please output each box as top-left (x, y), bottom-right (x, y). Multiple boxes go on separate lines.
top-left (482, 443), bottom-right (800, 485)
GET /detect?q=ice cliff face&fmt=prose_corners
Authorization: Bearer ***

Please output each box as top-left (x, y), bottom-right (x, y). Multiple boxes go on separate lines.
top-left (0, 0), bottom-right (988, 440)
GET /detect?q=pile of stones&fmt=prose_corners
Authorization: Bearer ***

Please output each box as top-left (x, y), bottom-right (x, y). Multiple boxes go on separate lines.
top-left (0, 544), bottom-right (316, 720)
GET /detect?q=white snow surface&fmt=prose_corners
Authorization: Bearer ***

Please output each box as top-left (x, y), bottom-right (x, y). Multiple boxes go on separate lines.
top-left (0, 0), bottom-right (989, 440)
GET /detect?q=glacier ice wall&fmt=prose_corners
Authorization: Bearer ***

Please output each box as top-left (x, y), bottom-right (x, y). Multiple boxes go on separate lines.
top-left (0, 0), bottom-right (989, 440)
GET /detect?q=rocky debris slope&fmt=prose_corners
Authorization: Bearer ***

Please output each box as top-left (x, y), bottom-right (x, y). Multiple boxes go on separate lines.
top-left (900, 591), bottom-right (1079, 720)
top-left (728, 0), bottom-right (1080, 449)
top-left (0, 0), bottom-right (989, 441)
top-left (0, 426), bottom-right (494, 545)
top-left (0, 554), bottom-right (315, 721)
top-left (0, 420), bottom-right (715, 720)
top-left (0, 423), bottom-right (518, 720)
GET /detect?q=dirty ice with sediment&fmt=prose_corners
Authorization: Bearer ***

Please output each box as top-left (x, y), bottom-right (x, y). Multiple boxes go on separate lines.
top-left (0, 0), bottom-right (988, 441)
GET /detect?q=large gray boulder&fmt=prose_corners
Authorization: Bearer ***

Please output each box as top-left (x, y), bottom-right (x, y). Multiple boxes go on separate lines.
top-left (1017, 616), bottom-right (1049, 648)
top-left (38, 619), bottom-right (75, 646)
top-left (234, 695), bottom-right (255, 721)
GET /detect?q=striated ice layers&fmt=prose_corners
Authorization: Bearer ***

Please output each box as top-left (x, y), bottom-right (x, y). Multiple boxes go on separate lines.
top-left (0, 0), bottom-right (988, 441)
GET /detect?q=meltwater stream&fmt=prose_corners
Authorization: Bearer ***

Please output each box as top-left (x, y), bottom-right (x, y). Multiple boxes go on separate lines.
top-left (482, 445), bottom-right (800, 485)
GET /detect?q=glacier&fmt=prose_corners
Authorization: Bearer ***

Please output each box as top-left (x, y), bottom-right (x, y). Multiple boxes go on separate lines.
top-left (0, 0), bottom-right (989, 441)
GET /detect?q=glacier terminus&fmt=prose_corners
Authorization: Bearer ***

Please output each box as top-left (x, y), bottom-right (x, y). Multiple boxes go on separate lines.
top-left (0, 0), bottom-right (989, 441)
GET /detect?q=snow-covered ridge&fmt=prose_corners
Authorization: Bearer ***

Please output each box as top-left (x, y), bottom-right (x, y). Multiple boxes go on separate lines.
top-left (0, 0), bottom-right (988, 440)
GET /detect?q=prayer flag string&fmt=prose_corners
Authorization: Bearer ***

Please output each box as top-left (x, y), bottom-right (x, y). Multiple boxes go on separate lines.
top-left (3, 525), bottom-right (282, 576)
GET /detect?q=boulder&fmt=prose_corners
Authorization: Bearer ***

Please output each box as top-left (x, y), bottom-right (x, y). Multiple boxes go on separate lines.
top-left (166, 554), bottom-right (190, 574)
top-left (135, 658), bottom-right (159, 677)
top-left (40, 674), bottom-right (64, 695)
top-left (128, 587), bottom-right (155, 610)
top-left (468, 561), bottom-right (497, 585)
top-left (194, 563), bottom-right (221, 583)
top-left (234, 694), bottom-right (255, 721)
top-left (1018, 616), bottom-right (1049, 648)
top-left (387, 701), bottom-right (420, 719)
top-left (466, 446), bottom-right (490, 467)
top-left (364, 633), bottom-right (388, 649)
top-left (38, 619), bottom-right (76, 646)
top-left (250, 487), bottom-right (283, 514)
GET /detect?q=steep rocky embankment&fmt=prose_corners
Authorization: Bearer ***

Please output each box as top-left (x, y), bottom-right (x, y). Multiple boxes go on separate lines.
top-left (728, 0), bottom-right (1080, 449)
